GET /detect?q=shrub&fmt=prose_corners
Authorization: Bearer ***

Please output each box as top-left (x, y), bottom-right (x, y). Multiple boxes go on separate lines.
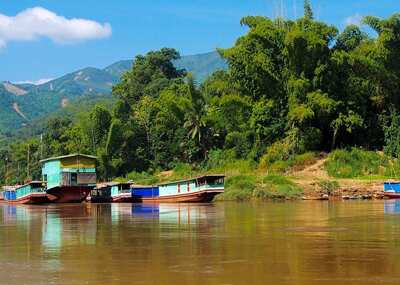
top-left (317, 180), bottom-right (339, 195)
top-left (325, 148), bottom-right (389, 178)
top-left (253, 175), bottom-right (303, 200)
top-left (259, 149), bottom-right (319, 174)
top-left (126, 171), bottom-right (159, 185)
top-left (220, 175), bottom-right (257, 201)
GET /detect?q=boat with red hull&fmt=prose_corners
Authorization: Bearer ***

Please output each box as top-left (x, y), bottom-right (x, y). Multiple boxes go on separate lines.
top-left (384, 182), bottom-right (400, 199)
top-left (46, 186), bottom-right (93, 203)
top-left (132, 175), bottom-right (225, 203)
top-left (3, 182), bottom-right (49, 204)
top-left (41, 154), bottom-right (97, 203)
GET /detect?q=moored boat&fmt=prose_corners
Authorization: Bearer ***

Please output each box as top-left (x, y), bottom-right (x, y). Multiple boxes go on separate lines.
top-left (3, 182), bottom-right (49, 204)
top-left (41, 154), bottom-right (97, 203)
top-left (90, 182), bottom-right (133, 203)
top-left (384, 182), bottom-right (400, 199)
top-left (132, 175), bottom-right (225, 203)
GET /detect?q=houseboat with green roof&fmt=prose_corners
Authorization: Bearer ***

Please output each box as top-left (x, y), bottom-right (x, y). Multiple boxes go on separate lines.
top-left (3, 182), bottom-right (49, 204)
top-left (41, 154), bottom-right (97, 203)
top-left (132, 175), bottom-right (225, 203)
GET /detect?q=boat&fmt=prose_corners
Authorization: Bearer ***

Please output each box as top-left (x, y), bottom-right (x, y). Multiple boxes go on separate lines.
top-left (40, 154), bottom-right (97, 203)
top-left (3, 182), bottom-right (49, 204)
top-left (90, 182), bottom-right (133, 203)
top-left (132, 175), bottom-right (225, 203)
top-left (384, 182), bottom-right (400, 199)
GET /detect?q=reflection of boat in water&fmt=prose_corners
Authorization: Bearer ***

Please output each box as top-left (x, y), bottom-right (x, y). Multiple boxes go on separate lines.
top-left (90, 182), bottom-right (133, 203)
top-left (3, 182), bottom-right (49, 204)
top-left (384, 182), bottom-right (400, 199)
top-left (132, 203), bottom-right (209, 225)
top-left (384, 199), bottom-right (400, 214)
top-left (132, 175), bottom-right (225, 203)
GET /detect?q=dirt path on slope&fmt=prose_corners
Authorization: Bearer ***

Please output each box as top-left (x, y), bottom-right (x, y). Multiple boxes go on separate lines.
top-left (290, 155), bottom-right (384, 199)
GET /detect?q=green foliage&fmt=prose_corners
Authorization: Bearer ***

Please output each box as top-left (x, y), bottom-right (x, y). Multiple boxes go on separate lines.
top-left (260, 150), bottom-right (318, 174)
top-left (253, 175), bottom-right (303, 200)
top-left (221, 174), bottom-right (303, 201)
top-left (126, 171), bottom-right (160, 185)
top-left (325, 148), bottom-right (389, 178)
top-left (317, 180), bottom-right (339, 195)
top-left (382, 110), bottom-right (400, 157)
top-left (220, 175), bottom-right (257, 201)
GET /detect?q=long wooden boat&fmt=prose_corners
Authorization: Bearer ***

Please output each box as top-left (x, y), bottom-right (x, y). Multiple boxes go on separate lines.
top-left (384, 182), bottom-right (400, 199)
top-left (132, 175), bottom-right (225, 203)
top-left (3, 182), bottom-right (49, 204)
top-left (90, 182), bottom-right (133, 203)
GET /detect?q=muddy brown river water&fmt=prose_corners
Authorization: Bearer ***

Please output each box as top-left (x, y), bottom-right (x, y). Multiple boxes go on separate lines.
top-left (1, 201), bottom-right (400, 284)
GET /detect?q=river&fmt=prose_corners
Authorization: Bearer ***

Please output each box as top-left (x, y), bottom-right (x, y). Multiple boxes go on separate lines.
top-left (0, 201), bottom-right (400, 284)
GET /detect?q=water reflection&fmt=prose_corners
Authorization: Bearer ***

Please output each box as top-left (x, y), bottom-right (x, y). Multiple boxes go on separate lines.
top-left (1, 201), bottom-right (400, 284)
top-left (132, 203), bottom-right (211, 225)
top-left (384, 199), bottom-right (400, 214)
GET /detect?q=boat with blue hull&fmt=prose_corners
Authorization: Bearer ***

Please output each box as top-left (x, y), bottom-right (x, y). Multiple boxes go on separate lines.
top-left (90, 182), bottom-right (133, 203)
top-left (384, 182), bottom-right (400, 199)
top-left (3, 182), bottom-right (49, 204)
top-left (132, 175), bottom-right (225, 203)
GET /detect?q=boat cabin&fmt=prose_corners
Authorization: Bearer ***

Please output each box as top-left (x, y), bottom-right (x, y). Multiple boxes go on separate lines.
top-left (40, 154), bottom-right (97, 190)
top-left (158, 175), bottom-right (225, 196)
top-left (91, 182), bottom-right (132, 202)
top-left (15, 181), bottom-right (45, 198)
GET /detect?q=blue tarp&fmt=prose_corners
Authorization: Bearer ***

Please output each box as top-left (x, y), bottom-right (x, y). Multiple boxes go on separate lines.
top-left (132, 187), bottom-right (159, 198)
top-left (384, 182), bottom-right (400, 193)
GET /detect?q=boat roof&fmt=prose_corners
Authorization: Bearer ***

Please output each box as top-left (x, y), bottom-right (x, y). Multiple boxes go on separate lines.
top-left (40, 154), bottom-right (97, 163)
top-left (2, 185), bottom-right (19, 191)
top-left (132, 184), bottom-right (158, 188)
top-left (16, 181), bottom-right (44, 189)
top-left (157, 175), bottom-right (225, 186)
top-left (95, 182), bottom-right (132, 189)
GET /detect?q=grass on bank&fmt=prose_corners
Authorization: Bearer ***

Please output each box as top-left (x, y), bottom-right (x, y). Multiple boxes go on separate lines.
top-left (325, 148), bottom-right (400, 179)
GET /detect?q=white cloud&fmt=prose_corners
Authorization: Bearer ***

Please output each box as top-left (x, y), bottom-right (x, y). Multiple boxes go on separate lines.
top-left (0, 7), bottom-right (112, 48)
top-left (15, 78), bottom-right (53, 85)
top-left (345, 13), bottom-right (363, 27)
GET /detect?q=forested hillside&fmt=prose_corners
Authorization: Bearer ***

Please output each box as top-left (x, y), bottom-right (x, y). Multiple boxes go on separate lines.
top-left (0, 52), bottom-right (227, 136)
top-left (2, 3), bottom-right (400, 188)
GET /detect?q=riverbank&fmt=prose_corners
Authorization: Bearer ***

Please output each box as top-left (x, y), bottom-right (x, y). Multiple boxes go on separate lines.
top-left (122, 150), bottom-right (391, 201)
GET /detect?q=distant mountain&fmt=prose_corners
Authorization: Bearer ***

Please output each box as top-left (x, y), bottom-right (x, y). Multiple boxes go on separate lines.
top-left (107, 51), bottom-right (228, 81)
top-left (0, 51), bottom-right (227, 136)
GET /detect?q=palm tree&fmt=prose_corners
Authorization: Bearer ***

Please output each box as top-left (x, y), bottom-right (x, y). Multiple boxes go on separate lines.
top-left (184, 74), bottom-right (207, 154)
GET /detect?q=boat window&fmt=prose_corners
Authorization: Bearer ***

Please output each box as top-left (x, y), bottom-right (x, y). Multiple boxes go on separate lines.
top-left (71, 173), bottom-right (78, 185)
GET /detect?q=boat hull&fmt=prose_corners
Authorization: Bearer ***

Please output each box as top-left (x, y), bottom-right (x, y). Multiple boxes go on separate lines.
top-left (112, 194), bottom-right (134, 203)
top-left (46, 186), bottom-right (92, 203)
top-left (6, 193), bottom-right (50, 204)
top-left (384, 192), bottom-right (400, 199)
top-left (133, 190), bottom-right (224, 203)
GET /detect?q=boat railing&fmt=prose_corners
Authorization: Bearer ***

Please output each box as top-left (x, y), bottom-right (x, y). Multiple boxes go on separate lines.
top-left (16, 187), bottom-right (45, 198)
top-left (198, 183), bottom-right (224, 191)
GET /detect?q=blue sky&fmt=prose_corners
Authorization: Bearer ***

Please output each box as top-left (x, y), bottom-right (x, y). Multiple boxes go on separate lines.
top-left (0, 0), bottom-right (399, 83)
